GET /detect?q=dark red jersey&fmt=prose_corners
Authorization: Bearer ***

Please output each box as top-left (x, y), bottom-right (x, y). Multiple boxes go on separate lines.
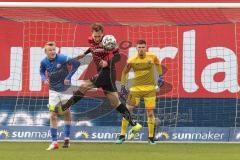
top-left (84, 36), bottom-right (120, 70)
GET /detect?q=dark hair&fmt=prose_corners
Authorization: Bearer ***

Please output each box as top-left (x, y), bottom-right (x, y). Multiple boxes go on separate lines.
top-left (91, 23), bottom-right (104, 32)
top-left (136, 39), bottom-right (146, 45)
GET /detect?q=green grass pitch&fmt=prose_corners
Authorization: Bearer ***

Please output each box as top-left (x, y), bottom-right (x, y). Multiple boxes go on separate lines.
top-left (0, 142), bottom-right (239, 160)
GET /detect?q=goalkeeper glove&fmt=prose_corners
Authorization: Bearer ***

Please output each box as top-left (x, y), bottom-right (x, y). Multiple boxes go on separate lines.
top-left (120, 85), bottom-right (128, 100)
top-left (158, 75), bottom-right (164, 87)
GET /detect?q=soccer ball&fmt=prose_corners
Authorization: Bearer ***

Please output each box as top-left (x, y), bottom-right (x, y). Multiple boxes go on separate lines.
top-left (102, 35), bottom-right (117, 50)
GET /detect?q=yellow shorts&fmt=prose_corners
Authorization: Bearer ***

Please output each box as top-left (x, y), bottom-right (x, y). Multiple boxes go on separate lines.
top-left (127, 90), bottom-right (156, 109)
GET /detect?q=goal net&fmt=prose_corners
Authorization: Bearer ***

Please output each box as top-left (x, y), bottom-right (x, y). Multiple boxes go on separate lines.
top-left (0, 5), bottom-right (240, 136)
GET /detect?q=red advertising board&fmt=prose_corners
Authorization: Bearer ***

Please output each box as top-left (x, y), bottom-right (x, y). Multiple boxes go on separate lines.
top-left (0, 20), bottom-right (239, 98)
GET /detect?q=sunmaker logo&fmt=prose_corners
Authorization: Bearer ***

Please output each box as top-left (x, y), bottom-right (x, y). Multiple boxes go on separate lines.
top-left (172, 131), bottom-right (225, 141)
top-left (75, 131), bottom-right (89, 139)
top-left (75, 130), bottom-right (144, 140)
top-left (11, 130), bottom-right (63, 139)
top-left (155, 132), bottom-right (170, 140)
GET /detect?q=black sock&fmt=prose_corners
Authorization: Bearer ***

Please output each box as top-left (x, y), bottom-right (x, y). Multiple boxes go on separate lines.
top-left (116, 103), bottom-right (136, 126)
top-left (62, 90), bottom-right (84, 111)
top-left (119, 135), bottom-right (125, 139)
top-left (148, 137), bottom-right (154, 141)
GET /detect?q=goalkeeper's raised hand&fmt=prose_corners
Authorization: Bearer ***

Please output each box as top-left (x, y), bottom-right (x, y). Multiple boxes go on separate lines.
top-left (158, 75), bottom-right (164, 87)
top-left (120, 85), bottom-right (128, 100)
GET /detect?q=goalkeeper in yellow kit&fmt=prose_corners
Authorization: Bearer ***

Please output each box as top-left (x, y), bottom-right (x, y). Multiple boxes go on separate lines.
top-left (117, 39), bottom-right (164, 144)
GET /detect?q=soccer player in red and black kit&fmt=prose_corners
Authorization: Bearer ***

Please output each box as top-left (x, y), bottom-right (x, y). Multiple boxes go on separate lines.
top-left (57, 23), bottom-right (142, 135)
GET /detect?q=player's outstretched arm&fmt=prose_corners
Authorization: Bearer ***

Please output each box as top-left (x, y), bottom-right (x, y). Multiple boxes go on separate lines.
top-left (73, 48), bottom-right (91, 61)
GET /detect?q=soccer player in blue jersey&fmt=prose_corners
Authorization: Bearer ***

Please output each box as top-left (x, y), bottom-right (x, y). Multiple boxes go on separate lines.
top-left (40, 41), bottom-right (80, 150)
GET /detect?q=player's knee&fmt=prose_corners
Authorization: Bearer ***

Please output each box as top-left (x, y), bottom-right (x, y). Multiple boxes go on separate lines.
top-left (109, 98), bottom-right (121, 107)
top-left (80, 84), bottom-right (90, 93)
top-left (64, 114), bottom-right (71, 119)
top-left (80, 84), bottom-right (86, 89)
top-left (64, 117), bottom-right (71, 124)
top-left (50, 113), bottom-right (58, 121)
top-left (110, 101), bottom-right (119, 108)
top-left (146, 110), bottom-right (154, 117)
top-left (126, 104), bottom-right (134, 112)
top-left (64, 109), bottom-right (71, 116)
top-left (126, 100), bottom-right (136, 107)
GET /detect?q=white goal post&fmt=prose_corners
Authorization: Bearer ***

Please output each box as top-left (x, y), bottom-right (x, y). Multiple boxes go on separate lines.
top-left (0, 2), bottom-right (240, 8)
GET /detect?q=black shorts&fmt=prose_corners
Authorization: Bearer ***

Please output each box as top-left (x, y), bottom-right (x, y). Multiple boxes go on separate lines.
top-left (90, 67), bottom-right (117, 92)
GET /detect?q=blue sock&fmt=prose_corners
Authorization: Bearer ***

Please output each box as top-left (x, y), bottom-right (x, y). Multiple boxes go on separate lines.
top-left (50, 128), bottom-right (57, 142)
top-left (64, 124), bottom-right (71, 138)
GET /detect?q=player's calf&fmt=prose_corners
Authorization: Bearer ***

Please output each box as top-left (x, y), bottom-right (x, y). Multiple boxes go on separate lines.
top-left (116, 103), bottom-right (137, 126)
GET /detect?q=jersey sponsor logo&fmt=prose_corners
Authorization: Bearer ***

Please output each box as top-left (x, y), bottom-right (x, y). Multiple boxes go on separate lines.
top-left (56, 64), bottom-right (62, 68)
top-left (93, 48), bottom-right (105, 53)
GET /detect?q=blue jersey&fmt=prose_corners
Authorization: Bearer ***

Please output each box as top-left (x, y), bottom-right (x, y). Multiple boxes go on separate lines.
top-left (40, 54), bottom-right (80, 92)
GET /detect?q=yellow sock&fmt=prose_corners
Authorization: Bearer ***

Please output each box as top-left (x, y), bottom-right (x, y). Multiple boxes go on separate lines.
top-left (147, 116), bottom-right (155, 138)
top-left (120, 118), bottom-right (129, 136)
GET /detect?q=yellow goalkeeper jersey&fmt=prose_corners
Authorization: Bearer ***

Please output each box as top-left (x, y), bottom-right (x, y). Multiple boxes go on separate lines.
top-left (127, 52), bottom-right (162, 92)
